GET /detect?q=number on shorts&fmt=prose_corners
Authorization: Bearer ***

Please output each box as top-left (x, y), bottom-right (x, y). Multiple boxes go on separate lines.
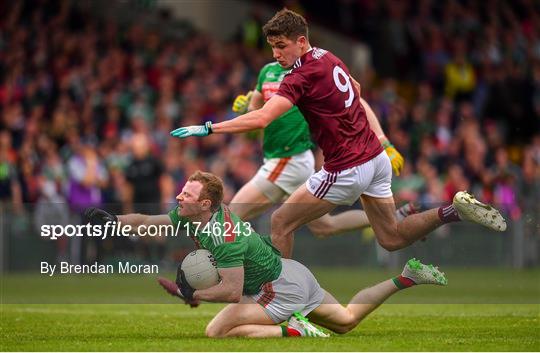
top-left (333, 66), bottom-right (354, 108)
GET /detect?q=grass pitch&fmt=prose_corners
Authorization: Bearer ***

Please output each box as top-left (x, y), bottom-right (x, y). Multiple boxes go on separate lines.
top-left (1, 268), bottom-right (539, 351)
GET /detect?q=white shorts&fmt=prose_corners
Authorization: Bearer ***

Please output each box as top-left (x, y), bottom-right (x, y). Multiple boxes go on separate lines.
top-left (306, 151), bottom-right (393, 206)
top-left (248, 258), bottom-right (325, 323)
top-left (252, 150), bottom-right (315, 202)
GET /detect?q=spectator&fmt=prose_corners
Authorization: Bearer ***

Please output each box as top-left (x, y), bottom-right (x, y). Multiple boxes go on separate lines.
top-left (0, 0), bottom-right (538, 266)
top-left (66, 143), bottom-right (108, 265)
top-left (124, 133), bottom-right (164, 214)
top-left (0, 131), bottom-right (22, 212)
top-left (444, 38), bottom-right (476, 101)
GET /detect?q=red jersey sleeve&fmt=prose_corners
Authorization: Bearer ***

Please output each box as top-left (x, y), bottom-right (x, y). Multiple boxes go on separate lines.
top-left (276, 71), bottom-right (308, 106)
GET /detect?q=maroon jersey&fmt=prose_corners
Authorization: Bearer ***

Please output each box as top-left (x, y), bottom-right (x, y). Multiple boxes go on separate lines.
top-left (276, 48), bottom-right (383, 172)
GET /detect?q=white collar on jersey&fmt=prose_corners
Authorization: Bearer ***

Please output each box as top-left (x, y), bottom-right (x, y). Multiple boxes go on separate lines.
top-left (294, 47), bottom-right (314, 69)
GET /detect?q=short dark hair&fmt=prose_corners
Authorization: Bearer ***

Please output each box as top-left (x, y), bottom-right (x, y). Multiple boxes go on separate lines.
top-left (263, 8), bottom-right (308, 40)
top-left (188, 171), bottom-right (223, 212)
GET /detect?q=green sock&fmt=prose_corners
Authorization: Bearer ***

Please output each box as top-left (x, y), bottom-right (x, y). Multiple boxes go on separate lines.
top-left (281, 325), bottom-right (288, 337)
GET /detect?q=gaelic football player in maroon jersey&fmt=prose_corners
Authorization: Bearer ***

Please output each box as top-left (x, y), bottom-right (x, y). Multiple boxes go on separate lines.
top-left (171, 9), bottom-right (506, 259)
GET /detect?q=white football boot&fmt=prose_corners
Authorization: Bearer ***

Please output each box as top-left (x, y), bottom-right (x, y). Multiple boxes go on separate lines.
top-left (453, 191), bottom-right (507, 231)
top-left (288, 312), bottom-right (329, 337)
top-left (401, 258), bottom-right (448, 286)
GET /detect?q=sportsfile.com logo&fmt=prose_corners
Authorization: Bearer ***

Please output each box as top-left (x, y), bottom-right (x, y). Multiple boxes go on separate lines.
top-left (41, 222), bottom-right (180, 240)
top-left (40, 220), bottom-right (254, 240)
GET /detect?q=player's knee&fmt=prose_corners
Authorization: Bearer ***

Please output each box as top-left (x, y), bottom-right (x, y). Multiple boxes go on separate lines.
top-left (377, 235), bottom-right (405, 251)
top-left (331, 318), bottom-right (358, 334)
top-left (272, 207), bottom-right (303, 235)
top-left (205, 322), bottom-right (226, 338)
top-left (372, 224), bottom-right (408, 251)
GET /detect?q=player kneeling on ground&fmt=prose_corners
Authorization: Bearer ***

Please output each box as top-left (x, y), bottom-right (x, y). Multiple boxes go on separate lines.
top-left (87, 171), bottom-right (447, 338)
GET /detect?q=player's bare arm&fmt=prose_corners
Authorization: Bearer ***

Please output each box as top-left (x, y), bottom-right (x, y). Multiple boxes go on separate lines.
top-left (359, 96), bottom-right (405, 175)
top-left (351, 74), bottom-right (405, 175)
top-left (170, 95), bottom-right (292, 138)
top-left (359, 97), bottom-right (385, 139)
top-left (118, 214), bottom-right (172, 229)
top-left (192, 267), bottom-right (244, 303)
top-left (84, 208), bottom-right (175, 238)
top-left (348, 75), bottom-right (389, 142)
top-left (349, 75), bottom-right (362, 97)
top-left (213, 95), bottom-right (292, 134)
top-left (248, 89), bottom-right (264, 111)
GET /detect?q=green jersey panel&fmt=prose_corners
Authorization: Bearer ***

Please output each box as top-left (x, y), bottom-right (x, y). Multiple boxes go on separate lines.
top-left (168, 205), bottom-right (282, 295)
top-left (256, 62), bottom-right (314, 159)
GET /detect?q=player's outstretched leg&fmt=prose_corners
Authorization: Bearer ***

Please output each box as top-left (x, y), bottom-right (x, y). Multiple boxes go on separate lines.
top-left (308, 202), bottom-right (419, 239)
top-left (396, 258), bottom-right (447, 287)
top-left (206, 301), bottom-right (330, 338)
top-left (307, 259), bottom-right (446, 335)
top-left (362, 191), bottom-right (506, 251)
top-left (271, 184), bottom-right (337, 258)
top-left (396, 202), bottom-right (419, 221)
top-left (158, 277), bottom-right (327, 338)
top-left (229, 180), bottom-right (279, 221)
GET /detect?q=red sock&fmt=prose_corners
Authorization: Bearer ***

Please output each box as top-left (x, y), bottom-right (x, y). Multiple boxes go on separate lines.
top-left (438, 204), bottom-right (461, 224)
top-left (281, 326), bottom-right (301, 337)
top-left (392, 275), bottom-right (416, 289)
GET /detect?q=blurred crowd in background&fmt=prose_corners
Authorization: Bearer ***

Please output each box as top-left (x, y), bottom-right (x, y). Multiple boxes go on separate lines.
top-left (1, 0), bottom-right (539, 264)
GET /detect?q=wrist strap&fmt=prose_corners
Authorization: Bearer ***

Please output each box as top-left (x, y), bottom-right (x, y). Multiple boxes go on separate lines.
top-left (381, 139), bottom-right (393, 148)
top-left (205, 121), bottom-right (213, 134)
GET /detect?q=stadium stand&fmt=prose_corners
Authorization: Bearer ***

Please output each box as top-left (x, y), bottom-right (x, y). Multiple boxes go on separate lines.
top-left (1, 0), bottom-right (538, 267)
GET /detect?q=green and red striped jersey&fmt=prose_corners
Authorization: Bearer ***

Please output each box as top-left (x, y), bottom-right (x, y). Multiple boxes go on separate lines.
top-left (168, 205), bottom-right (282, 295)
